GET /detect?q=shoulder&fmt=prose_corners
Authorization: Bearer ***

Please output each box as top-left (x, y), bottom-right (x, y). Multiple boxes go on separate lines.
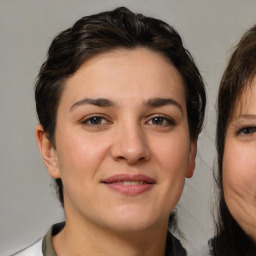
top-left (10, 239), bottom-right (43, 256)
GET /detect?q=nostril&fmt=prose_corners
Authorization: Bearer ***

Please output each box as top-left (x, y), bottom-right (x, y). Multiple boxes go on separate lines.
top-left (117, 156), bottom-right (126, 160)
top-left (110, 136), bottom-right (150, 164)
top-left (116, 155), bottom-right (147, 165)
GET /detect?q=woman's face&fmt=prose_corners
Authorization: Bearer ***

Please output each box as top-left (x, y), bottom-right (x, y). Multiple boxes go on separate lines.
top-left (39, 48), bottom-right (196, 234)
top-left (223, 76), bottom-right (256, 241)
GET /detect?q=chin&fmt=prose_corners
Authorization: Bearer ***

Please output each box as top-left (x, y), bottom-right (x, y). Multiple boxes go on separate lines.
top-left (107, 220), bottom-right (156, 234)
top-left (103, 208), bottom-right (163, 233)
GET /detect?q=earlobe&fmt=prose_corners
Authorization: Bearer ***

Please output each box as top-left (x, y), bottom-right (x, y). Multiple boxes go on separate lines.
top-left (186, 139), bottom-right (197, 178)
top-left (35, 124), bottom-right (60, 179)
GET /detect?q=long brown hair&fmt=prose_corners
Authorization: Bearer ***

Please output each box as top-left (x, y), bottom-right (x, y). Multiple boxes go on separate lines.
top-left (213, 24), bottom-right (256, 255)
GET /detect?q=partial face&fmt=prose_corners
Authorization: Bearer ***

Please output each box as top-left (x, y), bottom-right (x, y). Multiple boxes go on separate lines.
top-left (39, 48), bottom-right (196, 234)
top-left (223, 77), bottom-right (256, 241)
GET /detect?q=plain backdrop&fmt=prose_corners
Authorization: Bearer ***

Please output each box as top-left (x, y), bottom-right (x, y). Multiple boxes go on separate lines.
top-left (1, 1), bottom-right (256, 255)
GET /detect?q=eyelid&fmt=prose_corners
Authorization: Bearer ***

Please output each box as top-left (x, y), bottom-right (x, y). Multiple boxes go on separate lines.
top-left (237, 126), bottom-right (256, 135)
top-left (233, 122), bottom-right (256, 135)
top-left (80, 114), bottom-right (111, 125)
top-left (145, 114), bottom-right (176, 125)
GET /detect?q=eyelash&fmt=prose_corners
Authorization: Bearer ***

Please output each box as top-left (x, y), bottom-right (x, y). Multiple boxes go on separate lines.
top-left (80, 114), bottom-right (176, 127)
top-left (238, 127), bottom-right (256, 136)
top-left (81, 115), bottom-right (109, 126)
top-left (146, 115), bottom-right (176, 126)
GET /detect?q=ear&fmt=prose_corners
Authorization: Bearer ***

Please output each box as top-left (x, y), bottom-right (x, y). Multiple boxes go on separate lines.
top-left (35, 124), bottom-right (60, 179)
top-left (185, 139), bottom-right (197, 178)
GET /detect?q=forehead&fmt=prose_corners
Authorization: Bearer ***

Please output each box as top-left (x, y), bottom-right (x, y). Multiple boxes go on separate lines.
top-left (70, 47), bottom-right (178, 82)
top-left (232, 76), bottom-right (256, 119)
top-left (59, 47), bottom-right (186, 106)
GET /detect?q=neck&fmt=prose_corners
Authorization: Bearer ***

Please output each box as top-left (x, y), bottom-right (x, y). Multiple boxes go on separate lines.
top-left (52, 217), bottom-right (168, 256)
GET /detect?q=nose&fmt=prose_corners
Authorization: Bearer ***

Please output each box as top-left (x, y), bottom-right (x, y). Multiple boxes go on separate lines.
top-left (110, 123), bottom-right (150, 165)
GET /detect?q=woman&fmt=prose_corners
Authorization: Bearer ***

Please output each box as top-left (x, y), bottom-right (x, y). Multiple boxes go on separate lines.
top-left (211, 25), bottom-right (256, 255)
top-left (14, 7), bottom-right (206, 256)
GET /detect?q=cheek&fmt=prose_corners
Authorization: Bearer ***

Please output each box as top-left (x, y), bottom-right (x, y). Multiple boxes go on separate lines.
top-left (223, 144), bottom-right (256, 199)
top-left (155, 132), bottom-right (190, 167)
top-left (154, 138), bottom-right (189, 212)
top-left (55, 130), bottom-right (110, 180)
top-left (152, 131), bottom-right (191, 186)
top-left (55, 133), bottom-right (111, 204)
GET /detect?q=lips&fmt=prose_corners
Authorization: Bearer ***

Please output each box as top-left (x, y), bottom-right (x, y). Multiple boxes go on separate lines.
top-left (101, 174), bottom-right (155, 195)
top-left (102, 174), bottom-right (155, 183)
top-left (114, 181), bottom-right (148, 185)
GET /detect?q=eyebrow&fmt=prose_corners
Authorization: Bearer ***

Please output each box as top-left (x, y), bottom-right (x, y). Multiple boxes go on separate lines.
top-left (70, 98), bottom-right (114, 111)
top-left (69, 97), bottom-right (183, 114)
top-left (144, 98), bottom-right (183, 115)
top-left (233, 114), bottom-right (256, 122)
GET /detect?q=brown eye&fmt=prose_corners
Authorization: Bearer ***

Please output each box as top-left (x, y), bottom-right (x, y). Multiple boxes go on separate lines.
top-left (152, 117), bottom-right (164, 125)
top-left (81, 116), bottom-right (107, 126)
top-left (89, 117), bottom-right (103, 125)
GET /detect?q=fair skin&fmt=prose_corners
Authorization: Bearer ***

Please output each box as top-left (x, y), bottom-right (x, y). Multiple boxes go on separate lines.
top-left (223, 76), bottom-right (256, 242)
top-left (36, 48), bottom-right (196, 256)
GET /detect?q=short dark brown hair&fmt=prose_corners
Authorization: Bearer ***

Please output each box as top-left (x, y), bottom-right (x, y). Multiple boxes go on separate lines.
top-left (35, 7), bottom-right (206, 206)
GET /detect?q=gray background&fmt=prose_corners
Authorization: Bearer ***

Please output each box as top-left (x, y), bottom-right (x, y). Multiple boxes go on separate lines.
top-left (1, 1), bottom-right (256, 255)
